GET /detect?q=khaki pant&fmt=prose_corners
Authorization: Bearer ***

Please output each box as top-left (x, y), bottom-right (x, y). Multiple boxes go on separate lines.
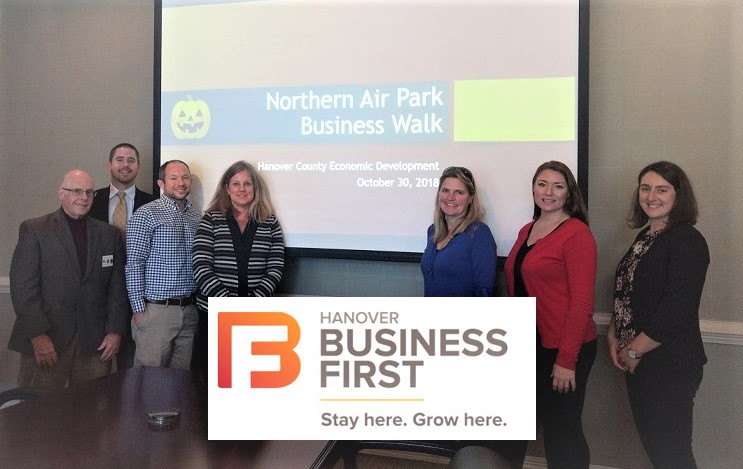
top-left (132, 302), bottom-right (198, 370)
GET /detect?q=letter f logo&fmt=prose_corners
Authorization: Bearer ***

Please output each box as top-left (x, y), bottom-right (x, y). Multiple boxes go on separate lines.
top-left (218, 312), bottom-right (301, 388)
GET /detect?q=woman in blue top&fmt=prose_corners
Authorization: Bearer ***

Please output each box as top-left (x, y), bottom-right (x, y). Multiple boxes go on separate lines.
top-left (420, 166), bottom-right (496, 297)
top-left (421, 167), bottom-right (524, 466)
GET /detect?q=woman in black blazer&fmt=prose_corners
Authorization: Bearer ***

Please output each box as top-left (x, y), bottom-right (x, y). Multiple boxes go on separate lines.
top-left (609, 161), bottom-right (709, 469)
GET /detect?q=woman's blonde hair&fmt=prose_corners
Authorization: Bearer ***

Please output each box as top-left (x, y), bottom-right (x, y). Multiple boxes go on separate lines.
top-left (432, 166), bottom-right (485, 243)
top-left (206, 160), bottom-right (274, 222)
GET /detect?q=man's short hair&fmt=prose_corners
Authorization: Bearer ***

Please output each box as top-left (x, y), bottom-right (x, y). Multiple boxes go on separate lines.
top-left (158, 159), bottom-right (190, 181)
top-left (109, 143), bottom-right (140, 163)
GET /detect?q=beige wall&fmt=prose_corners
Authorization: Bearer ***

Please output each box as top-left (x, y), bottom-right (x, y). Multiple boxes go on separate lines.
top-left (589, 0), bottom-right (743, 324)
top-left (0, 0), bottom-right (154, 278)
top-left (0, 1), bottom-right (741, 467)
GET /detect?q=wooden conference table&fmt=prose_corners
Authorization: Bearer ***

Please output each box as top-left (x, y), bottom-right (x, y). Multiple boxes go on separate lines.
top-left (0, 366), bottom-right (338, 468)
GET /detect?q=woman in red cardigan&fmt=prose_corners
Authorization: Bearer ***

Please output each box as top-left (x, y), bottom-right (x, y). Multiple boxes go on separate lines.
top-left (504, 161), bottom-right (597, 469)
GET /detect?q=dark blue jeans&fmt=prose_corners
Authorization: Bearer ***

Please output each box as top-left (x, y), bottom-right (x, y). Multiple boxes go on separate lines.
top-left (626, 365), bottom-right (703, 469)
top-left (536, 336), bottom-right (597, 469)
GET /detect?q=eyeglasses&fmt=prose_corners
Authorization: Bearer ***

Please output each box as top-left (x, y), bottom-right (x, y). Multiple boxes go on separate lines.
top-left (442, 166), bottom-right (475, 188)
top-left (62, 188), bottom-right (96, 198)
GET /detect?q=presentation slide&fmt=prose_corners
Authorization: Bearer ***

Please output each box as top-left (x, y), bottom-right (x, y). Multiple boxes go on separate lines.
top-left (159, 0), bottom-right (582, 256)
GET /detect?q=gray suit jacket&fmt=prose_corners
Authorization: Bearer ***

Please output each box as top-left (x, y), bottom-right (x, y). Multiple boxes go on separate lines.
top-left (8, 208), bottom-right (129, 356)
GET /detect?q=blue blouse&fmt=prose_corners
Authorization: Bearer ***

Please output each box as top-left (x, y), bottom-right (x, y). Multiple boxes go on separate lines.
top-left (420, 220), bottom-right (497, 297)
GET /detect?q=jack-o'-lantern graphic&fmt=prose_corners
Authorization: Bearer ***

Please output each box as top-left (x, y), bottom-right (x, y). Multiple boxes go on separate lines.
top-left (171, 96), bottom-right (211, 139)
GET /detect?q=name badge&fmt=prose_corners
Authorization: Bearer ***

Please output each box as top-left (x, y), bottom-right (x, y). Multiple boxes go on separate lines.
top-left (102, 255), bottom-right (114, 268)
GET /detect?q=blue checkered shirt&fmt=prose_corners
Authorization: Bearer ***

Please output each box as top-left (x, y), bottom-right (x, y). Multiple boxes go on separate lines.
top-left (125, 194), bottom-right (202, 314)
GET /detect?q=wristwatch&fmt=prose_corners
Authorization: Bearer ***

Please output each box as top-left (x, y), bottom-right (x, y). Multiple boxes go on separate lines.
top-left (628, 348), bottom-right (642, 360)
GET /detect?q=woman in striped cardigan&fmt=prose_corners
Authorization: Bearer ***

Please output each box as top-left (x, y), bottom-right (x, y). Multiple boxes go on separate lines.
top-left (191, 160), bottom-right (285, 371)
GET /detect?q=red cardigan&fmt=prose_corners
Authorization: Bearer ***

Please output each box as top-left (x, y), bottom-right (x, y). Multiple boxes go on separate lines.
top-left (505, 218), bottom-right (597, 370)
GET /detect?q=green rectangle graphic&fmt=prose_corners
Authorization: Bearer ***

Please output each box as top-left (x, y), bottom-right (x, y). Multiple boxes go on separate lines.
top-left (453, 77), bottom-right (576, 142)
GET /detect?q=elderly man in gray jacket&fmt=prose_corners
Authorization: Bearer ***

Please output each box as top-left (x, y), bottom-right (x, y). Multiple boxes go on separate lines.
top-left (8, 169), bottom-right (129, 389)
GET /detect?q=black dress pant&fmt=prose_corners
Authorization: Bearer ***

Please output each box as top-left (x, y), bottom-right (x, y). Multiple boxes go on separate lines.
top-left (626, 365), bottom-right (703, 469)
top-left (536, 335), bottom-right (596, 469)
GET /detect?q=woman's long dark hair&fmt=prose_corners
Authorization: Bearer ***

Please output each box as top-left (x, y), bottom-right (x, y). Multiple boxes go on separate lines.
top-left (627, 160), bottom-right (698, 229)
top-left (531, 160), bottom-right (588, 224)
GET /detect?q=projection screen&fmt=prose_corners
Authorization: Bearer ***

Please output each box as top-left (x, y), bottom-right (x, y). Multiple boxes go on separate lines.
top-left (156, 0), bottom-right (588, 260)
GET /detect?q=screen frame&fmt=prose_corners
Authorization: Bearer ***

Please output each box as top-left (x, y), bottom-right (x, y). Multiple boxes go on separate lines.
top-left (153, 0), bottom-right (590, 263)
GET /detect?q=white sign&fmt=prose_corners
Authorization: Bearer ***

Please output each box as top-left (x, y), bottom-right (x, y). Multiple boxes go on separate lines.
top-left (209, 297), bottom-right (535, 440)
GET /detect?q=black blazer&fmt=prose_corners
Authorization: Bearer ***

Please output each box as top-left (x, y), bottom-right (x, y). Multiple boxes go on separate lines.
top-left (89, 186), bottom-right (156, 223)
top-left (628, 223), bottom-right (709, 371)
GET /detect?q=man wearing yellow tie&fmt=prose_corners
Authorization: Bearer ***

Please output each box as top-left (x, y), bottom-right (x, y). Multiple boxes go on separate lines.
top-left (90, 143), bottom-right (155, 369)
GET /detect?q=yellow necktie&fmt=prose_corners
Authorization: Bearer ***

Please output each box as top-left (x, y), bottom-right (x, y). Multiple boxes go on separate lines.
top-left (113, 191), bottom-right (128, 234)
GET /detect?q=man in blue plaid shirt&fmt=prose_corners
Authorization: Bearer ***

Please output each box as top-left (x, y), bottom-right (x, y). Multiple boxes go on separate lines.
top-left (125, 160), bottom-right (202, 369)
